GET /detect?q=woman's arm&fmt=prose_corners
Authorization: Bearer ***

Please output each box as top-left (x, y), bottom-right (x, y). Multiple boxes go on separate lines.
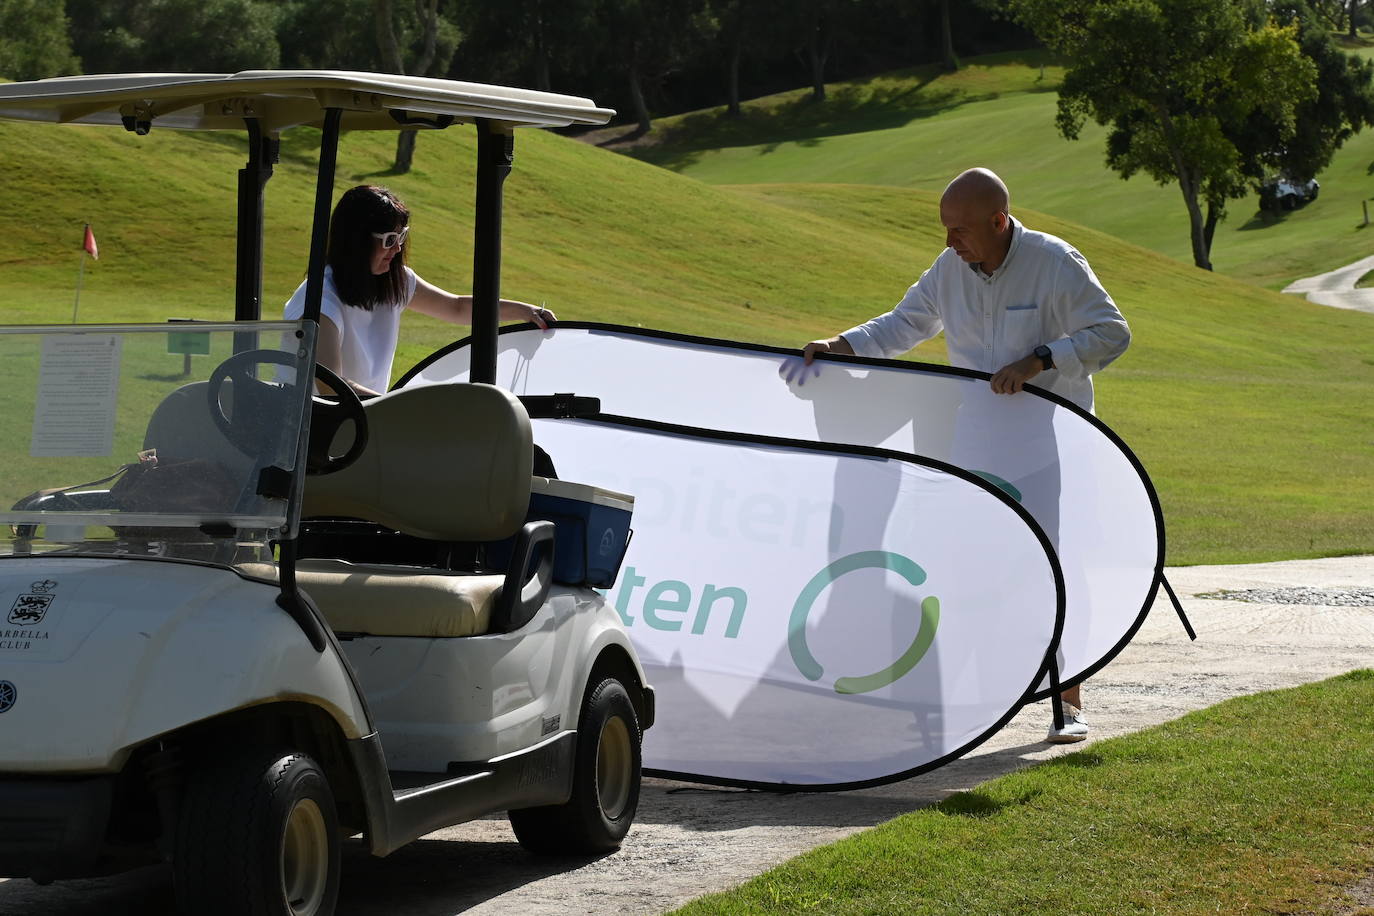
top-left (315, 315), bottom-right (384, 398)
top-left (408, 274), bottom-right (554, 328)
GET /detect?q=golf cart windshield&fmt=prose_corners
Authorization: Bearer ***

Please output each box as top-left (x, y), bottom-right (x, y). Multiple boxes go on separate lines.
top-left (0, 321), bottom-right (315, 566)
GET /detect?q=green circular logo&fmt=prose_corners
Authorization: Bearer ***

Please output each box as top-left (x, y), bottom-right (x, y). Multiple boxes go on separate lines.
top-left (787, 551), bottom-right (940, 695)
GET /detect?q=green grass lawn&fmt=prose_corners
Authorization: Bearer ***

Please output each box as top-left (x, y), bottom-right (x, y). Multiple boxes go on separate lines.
top-left (622, 51), bottom-right (1374, 290)
top-left (1, 106), bottom-right (1372, 565)
top-left (669, 670), bottom-right (1374, 916)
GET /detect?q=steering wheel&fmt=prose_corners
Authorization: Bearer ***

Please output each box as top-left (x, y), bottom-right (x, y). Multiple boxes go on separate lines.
top-left (306, 363), bottom-right (369, 475)
top-left (206, 350), bottom-right (368, 475)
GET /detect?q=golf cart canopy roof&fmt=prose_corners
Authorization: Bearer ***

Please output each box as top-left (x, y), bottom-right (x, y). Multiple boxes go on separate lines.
top-left (0, 70), bottom-right (615, 133)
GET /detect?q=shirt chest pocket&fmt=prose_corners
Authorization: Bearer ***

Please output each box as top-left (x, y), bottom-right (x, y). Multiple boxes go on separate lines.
top-left (999, 303), bottom-right (1043, 354)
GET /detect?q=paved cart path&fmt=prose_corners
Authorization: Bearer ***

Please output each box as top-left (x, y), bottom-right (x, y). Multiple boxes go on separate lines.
top-left (3, 555), bottom-right (1372, 916)
top-left (1283, 254), bottom-right (1374, 313)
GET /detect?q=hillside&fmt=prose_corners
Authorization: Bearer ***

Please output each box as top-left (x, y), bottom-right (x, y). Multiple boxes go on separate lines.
top-left (615, 52), bottom-right (1374, 290)
top-left (0, 113), bottom-right (1372, 565)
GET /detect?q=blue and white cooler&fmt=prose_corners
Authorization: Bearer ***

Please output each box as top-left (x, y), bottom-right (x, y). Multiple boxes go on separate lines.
top-left (514, 477), bottom-right (634, 588)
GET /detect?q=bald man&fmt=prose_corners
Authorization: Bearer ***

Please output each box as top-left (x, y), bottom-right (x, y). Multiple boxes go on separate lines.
top-left (802, 167), bottom-right (1131, 743)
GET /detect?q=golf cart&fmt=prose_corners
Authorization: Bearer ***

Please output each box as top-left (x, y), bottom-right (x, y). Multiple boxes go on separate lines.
top-left (1259, 174), bottom-right (1320, 211)
top-left (0, 72), bottom-right (652, 915)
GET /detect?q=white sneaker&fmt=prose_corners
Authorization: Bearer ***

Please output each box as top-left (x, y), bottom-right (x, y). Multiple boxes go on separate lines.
top-left (1045, 704), bottom-right (1089, 744)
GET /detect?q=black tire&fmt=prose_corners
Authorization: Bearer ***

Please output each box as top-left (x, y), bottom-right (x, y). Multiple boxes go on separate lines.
top-left (509, 678), bottom-right (642, 855)
top-left (173, 749), bottom-right (341, 916)
top-left (1281, 195), bottom-right (1297, 210)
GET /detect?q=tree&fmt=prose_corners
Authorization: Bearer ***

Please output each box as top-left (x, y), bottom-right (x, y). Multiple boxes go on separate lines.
top-left (938, 0), bottom-right (959, 71)
top-left (1234, 3), bottom-right (1374, 192)
top-left (1006, 0), bottom-right (1317, 271)
top-left (794, 0), bottom-right (840, 102)
top-left (598, 0), bottom-right (709, 135)
top-left (0, 0), bottom-right (80, 80)
top-left (451, 0), bottom-right (597, 93)
top-left (705, 0), bottom-right (791, 116)
top-left (278, 0), bottom-right (379, 71)
top-left (66, 0), bottom-right (280, 74)
top-left (373, 0), bottom-right (460, 173)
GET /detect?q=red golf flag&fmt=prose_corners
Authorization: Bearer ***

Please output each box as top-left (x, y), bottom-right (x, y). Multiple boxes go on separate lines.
top-left (82, 224), bottom-right (98, 260)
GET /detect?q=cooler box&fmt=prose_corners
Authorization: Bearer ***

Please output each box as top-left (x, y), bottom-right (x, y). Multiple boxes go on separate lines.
top-left (494, 477), bottom-right (634, 588)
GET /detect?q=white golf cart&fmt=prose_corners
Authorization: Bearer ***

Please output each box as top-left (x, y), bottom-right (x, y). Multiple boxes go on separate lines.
top-left (0, 72), bottom-right (652, 916)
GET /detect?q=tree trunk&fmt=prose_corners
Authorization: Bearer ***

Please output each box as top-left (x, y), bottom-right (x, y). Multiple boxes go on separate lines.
top-left (412, 0), bottom-right (439, 75)
top-left (940, 0), bottom-right (958, 71)
top-left (374, 0), bottom-right (404, 73)
top-left (1203, 199), bottom-right (1222, 259)
top-left (534, 50), bottom-right (551, 92)
top-left (393, 131), bottom-right (416, 174)
top-left (726, 30), bottom-right (742, 117)
top-left (375, 0), bottom-right (440, 174)
top-left (1350, 0), bottom-right (1360, 38)
top-left (1181, 178), bottom-right (1211, 270)
top-left (1157, 107), bottom-right (1212, 270)
top-left (532, 5), bottom-right (551, 91)
top-left (807, 8), bottom-right (830, 103)
top-left (628, 63), bottom-right (652, 135)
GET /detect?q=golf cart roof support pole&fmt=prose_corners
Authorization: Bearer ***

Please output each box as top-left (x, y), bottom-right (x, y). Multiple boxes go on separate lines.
top-left (302, 107), bottom-right (344, 325)
top-left (471, 120), bottom-right (513, 385)
top-left (234, 118), bottom-right (280, 322)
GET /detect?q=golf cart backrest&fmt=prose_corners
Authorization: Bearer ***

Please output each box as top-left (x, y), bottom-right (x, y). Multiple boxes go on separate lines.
top-left (143, 381), bottom-right (254, 476)
top-left (303, 383), bottom-right (533, 542)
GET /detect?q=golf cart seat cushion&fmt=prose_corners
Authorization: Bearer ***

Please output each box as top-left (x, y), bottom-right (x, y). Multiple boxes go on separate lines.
top-left (303, 383), bottom-right (533, 542)
top-left (294, 559), bottom-right (503, 637)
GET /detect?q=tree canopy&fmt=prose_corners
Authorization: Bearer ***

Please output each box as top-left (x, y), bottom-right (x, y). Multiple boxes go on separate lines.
top-left (1005, 0), bottom-right (1373, 271)
top-left (0, 0), bottom-right (81, 80)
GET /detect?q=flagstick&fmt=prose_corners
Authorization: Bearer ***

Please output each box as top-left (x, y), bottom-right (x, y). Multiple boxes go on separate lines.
top-left (72, 249), bottom-right (87, 323)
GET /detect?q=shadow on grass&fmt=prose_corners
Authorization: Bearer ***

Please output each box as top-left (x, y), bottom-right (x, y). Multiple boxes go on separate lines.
top-left (623, 52), bottom-right (1062, 172)
top-left (937, 788), bottom-right (1043, 819)
top-left (184, 127), bottom-right (339, 171)
top-left (1237, 209), bottom-right (1290, 233)
top-left (138, 372), bottom-right (196, 383)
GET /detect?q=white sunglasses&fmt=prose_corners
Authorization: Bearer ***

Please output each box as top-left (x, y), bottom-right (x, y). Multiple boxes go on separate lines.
top-left (371, 226), bottom-right (409, 249)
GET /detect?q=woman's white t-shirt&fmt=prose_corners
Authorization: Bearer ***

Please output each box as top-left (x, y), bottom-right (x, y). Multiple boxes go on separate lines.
top-left (283, 266), bottom-right (418, 393)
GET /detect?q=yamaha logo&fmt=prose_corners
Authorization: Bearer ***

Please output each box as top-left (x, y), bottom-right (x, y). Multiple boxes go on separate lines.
top-left (0, 681), bottom-right (16, 714)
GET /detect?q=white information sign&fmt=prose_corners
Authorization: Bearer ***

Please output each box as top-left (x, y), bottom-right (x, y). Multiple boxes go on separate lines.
top-left (31, 334), bottom-right (122, 457)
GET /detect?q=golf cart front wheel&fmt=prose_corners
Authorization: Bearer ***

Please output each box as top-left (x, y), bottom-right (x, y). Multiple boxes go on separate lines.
top-left (173, 749), bottom-right (341, 916)
top-left (509, 677), bottom-right (642, 854)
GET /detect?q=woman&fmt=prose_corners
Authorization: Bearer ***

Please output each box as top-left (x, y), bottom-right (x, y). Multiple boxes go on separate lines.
top-left (284, 184), bottom-right (553, 397)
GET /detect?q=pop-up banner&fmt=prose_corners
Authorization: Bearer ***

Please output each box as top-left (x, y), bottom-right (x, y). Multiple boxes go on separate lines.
top-left (528, 417), bottom-right (1062, 789)
top-left (400, 323), bottom-right (1164, 698)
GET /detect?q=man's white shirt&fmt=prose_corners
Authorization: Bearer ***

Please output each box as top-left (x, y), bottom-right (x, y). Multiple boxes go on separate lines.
top-left (840, 217), bottom-right (1130, 413)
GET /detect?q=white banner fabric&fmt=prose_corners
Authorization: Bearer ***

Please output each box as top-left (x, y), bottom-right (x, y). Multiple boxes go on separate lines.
top-left (402, 324), bottom-right (1162, 697)
top-left (528, 418), bottom-right (1061, 788)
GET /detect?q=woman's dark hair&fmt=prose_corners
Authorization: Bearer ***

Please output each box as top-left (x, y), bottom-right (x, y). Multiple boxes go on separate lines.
top-left (327, 185), bottom-right (411, 309)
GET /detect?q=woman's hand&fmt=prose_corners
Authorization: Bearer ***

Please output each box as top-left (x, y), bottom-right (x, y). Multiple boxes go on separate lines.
top-left (515, 300), bottom-right (556, 330)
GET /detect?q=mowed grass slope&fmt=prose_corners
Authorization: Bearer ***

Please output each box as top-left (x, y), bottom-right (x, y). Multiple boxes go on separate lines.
top-left (624, 51), bottom-right (1374, 289)
top-left (670, 671), bottom-right (1374, 916)
top-left (1, 114), bottom-right (1372, 564)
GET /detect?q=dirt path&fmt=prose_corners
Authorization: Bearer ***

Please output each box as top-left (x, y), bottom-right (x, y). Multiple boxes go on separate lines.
top-left (3, 555), bottom-right (1372, 916)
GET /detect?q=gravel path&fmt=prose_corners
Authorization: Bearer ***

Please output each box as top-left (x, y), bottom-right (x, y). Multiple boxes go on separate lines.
top-left (3, 555), bottom-right (1373, 916)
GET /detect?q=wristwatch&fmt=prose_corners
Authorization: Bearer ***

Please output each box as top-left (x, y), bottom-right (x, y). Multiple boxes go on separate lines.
top-left (1033, 345), bottom-right (1054, 371)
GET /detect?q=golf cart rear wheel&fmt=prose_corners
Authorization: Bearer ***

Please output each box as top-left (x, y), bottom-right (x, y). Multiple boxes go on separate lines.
top-left (509, 677), bottom-right (642, 855)
top-left (173, 749), bottom-right (341, 916)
